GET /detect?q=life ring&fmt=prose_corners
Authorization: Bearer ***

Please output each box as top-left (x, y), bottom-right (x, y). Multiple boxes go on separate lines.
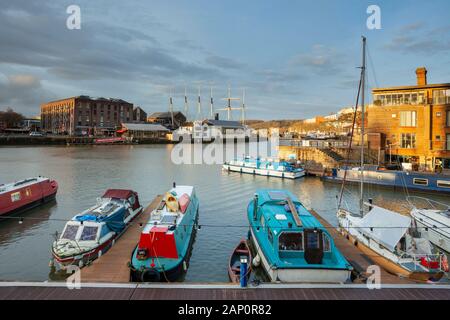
top-left (140, 268), bottom-right (161, 282)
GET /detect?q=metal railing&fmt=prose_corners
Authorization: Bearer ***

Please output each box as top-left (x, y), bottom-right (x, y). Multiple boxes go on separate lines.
top-left (406, 196), bottom-right (450, 211)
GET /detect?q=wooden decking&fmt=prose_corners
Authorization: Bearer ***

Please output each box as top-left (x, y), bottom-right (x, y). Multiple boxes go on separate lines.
top-left (1, 283), bottom-right (449, 300)
top-left (80, 195), bottom-right (163, 283)
top-left (310, 210), bottom-right (414, 284)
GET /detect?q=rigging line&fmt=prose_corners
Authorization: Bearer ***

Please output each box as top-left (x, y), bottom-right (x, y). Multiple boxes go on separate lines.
top-left (337, 68), bottom-right (363, 209)
top-left (367, 43), bottom-right (379, 88)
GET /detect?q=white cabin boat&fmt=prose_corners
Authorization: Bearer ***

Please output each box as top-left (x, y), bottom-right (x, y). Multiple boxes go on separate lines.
top-left (409, 196), bottom-right (450, 254)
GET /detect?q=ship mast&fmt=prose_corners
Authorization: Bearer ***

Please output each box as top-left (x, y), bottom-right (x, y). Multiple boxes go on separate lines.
top-left (184, 86), bottom-right (189, 122)
top-left (359, 36), bottom-right (366, 217)
top-left (169, 88), bottom-right (175, 129)
top-left (219, 85), bottom-right (240, 120)
top-left (196, 86), bottom-right (202, 120)
top-left (210, 86), bottom-right (214, 119)
top-left (241, 88), bottom-right (246, 125)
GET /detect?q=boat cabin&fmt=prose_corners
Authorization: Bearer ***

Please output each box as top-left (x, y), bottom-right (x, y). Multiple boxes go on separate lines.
top-left (136, 186), bottom-right (194, 261)
top-left (251, 190), bottom-right (340, 266)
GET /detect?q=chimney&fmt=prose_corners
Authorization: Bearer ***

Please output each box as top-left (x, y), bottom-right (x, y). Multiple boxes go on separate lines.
top-left (416, 67), bottom-right (427, 86)
top-left (214, 113), bottom-right (219, 120)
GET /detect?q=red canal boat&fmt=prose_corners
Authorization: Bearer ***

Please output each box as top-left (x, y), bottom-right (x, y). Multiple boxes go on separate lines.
top-left (0, 177), bottom-right (58, 216)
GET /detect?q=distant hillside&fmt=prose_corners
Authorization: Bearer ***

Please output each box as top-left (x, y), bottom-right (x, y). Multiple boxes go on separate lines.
top-left (247, 119), bottom-right (304, 130)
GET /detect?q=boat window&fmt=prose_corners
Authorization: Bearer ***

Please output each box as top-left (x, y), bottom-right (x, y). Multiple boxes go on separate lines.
top-left (437, 180), bottom-right (450, 189)
top-left (62, 225), bottom-right (79, 240)
top-left (413, 178), bottom-right (428, 186)
top-left (268, 228), bottom-right (273, 243)
top-left (79, 226), bottom-right (98, 241)
top-left (11, 192), bottom-right (21, 202)
top-left (161, 215), bottom-right (177, 225)
top-left (260, 215), bottom-right (265, 228)
top-left (279, 232), bottom-right (304, 251)
top-left (128, 195), bottom-right (135, 205)
top-left (323, 234), bottom-right (331, 252)
top-left (306, 232), bottom-right (320, 249)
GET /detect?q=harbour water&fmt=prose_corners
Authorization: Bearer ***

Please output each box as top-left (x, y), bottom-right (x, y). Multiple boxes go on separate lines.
top-left (0, 145), bottom-right (449, 282)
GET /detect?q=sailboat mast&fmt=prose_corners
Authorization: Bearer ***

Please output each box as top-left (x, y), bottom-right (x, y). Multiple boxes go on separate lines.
top-left (359, 36), bottom-right (366, 216)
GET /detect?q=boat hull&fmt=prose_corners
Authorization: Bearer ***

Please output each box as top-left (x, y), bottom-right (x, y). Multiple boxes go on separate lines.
top-left (52, 206), bottom-right (143, 269)
top-left (250, 227), bottom-right (351, 283)
top-left (340, 228), bottom-right (444, 282)
top-left (223, 164), bottom-right (305, 179)
top-left (0, 178), bottom-right (58, 216)
top-left (414, 219), bottom-right (450, 254)
top-left (323, 169), bottom-right (450, 194)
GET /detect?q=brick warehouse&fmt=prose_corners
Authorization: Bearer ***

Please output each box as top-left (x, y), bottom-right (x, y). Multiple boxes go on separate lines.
top-left (368, 67), bottom-right (450, 172)
top-left (41, 96), bottom-right (134, 136)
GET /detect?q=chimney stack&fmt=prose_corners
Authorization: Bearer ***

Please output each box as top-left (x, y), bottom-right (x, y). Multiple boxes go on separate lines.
top-left (416, 67), bottom-right (427, 86)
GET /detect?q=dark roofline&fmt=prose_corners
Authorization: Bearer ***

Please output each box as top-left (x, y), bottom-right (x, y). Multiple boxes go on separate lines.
top-left (372, 83), bottom-right (450, 93)
top-left (42, 96), bottom-right (133, 105)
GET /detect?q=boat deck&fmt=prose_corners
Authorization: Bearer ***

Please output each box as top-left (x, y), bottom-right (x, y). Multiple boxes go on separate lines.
top-left (309, 210), bottom-right (415, 284)
top-left (79, 195), bottom-right (163, 283)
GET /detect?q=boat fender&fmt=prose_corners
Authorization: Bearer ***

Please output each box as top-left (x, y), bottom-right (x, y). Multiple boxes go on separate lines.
top-left (140, 268), bottom-right (160, 282)
top-left (112, 239), bottom-right (115, 246)
top-left (252, 254), bottom-right (261, 267)
top-left (98, 250), bottom-right (102, 258)
top-left (78, 260), bottom-right (84, 268)
top-left (183, 260), bottom-right (187, 271)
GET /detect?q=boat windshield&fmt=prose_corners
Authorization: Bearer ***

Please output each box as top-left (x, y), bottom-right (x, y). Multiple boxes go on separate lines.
top-left (279, 232), bottom-right (304, 251)
top-left (79, 226), bottom-right (98, 241)
top-left (61, 225), bottom-right (79, 240)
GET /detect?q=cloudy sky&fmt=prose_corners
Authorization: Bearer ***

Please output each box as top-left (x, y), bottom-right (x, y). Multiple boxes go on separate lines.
top-left (0, 0), bottom-right (449, 119)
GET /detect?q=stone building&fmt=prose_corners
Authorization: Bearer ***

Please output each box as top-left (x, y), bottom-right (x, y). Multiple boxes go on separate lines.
top-left (40, 96), bottom-right (134, 136)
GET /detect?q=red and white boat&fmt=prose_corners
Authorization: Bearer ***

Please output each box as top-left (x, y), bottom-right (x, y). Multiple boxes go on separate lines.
top-left (0, 177), bottom-right (58, 216)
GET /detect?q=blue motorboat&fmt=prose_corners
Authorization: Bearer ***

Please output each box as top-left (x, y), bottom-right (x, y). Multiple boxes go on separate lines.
top-left (324, 165), bottom-right (450, 194)
top-left (130, 185), bottom-right (199, 282)
top-left (247, 189), bottom-right (353, 283)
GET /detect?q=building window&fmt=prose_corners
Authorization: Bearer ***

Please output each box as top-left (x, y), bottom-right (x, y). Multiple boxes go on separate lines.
top-left (401, 133), bottom-right (416, 149)
top-left (447, 111), bottom-right (450, 127)
top-left (447, 134), bottom-right (450, 151)
top-left (400, 111), bottom-right (417, 127)
top-left (433, 89), bottom-right (450, 104)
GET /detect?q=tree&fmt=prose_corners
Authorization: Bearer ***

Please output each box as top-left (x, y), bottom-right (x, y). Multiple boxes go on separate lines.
top-left (0, 108), bottom-right (25, 128)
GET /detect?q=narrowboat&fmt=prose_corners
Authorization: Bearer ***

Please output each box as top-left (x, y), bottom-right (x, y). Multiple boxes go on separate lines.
top-left (0, 177), bottom-right (58, 217)
top-left (52, 189), bottom-right (143, 268)
top-left (129, 185), bottom-right (199, 282)
top-left (247, 189), bottom-right (353, 283)
top-left (228, 239), bottom-right (252, 283)
top-left (409, 196), bottom-right (450, 254)
top-left (324, 165), bottom-right (450, 194)
top-left (223, 157), bottom-right (305, 179)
